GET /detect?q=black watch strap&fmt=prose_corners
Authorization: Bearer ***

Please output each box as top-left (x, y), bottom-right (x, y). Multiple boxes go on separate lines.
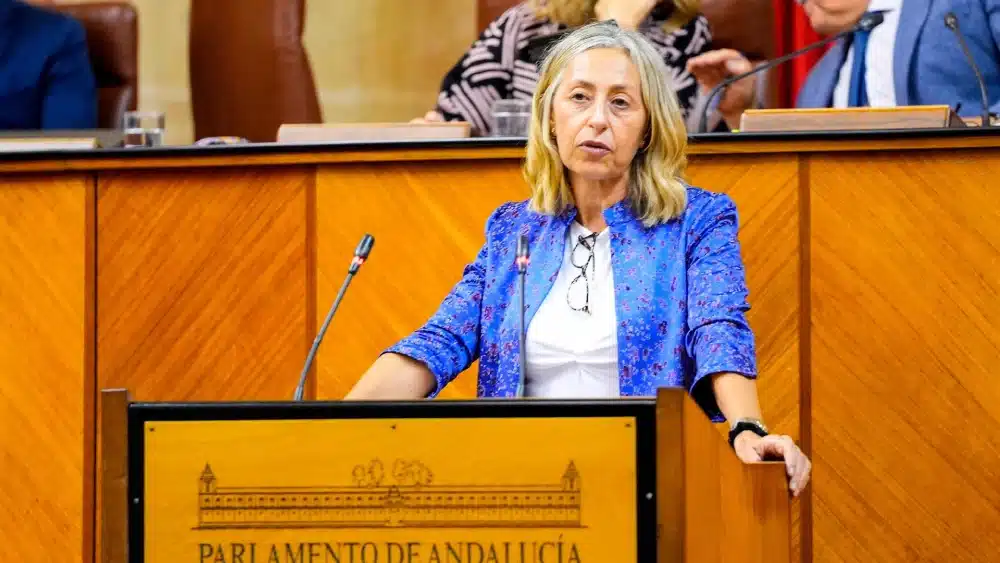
top-left (728, 419), bottom-right (769, 449)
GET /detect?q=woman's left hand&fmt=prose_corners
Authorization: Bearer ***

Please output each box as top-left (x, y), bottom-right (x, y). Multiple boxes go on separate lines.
top-left (733, 432), bottom-right (812, 497)
top-left (594, 0), bottom-right (659, 30)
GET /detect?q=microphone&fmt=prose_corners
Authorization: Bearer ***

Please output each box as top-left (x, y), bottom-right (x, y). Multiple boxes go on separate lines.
top-left (293, 234), bottom-right (375, 401)
top-left (697, 10), bottom-right (888, 133)
top-left (944, 12), bottom-right (992, 127)
top-left (515, 234), bottom-right (530, 397)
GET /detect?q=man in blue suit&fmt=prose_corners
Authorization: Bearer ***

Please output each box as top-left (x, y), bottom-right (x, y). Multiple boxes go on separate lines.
top-left (687, 0), bottom-right (1000, 129)
top-left (0, 0), bottom-right (97, 130)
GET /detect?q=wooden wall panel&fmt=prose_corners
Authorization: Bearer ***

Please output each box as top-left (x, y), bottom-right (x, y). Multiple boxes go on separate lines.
top-left (314, 160), bottom-right (527, 399)
top-left (3, 139), bottom-right (1000, 563)
top-left (687, 155), bottom-right (802, 441)
top-left (809, 151), bottom-right (1000, 562)
top-left (0, 175), bottom-right (92, 563)
top-left (688, 154), bottom-right (804, 562)
top-left (96, 168), bottom-right (312, 400)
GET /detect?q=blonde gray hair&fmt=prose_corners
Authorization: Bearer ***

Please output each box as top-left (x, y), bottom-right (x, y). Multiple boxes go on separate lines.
top-left (523, 20), bottom-right (689, 226)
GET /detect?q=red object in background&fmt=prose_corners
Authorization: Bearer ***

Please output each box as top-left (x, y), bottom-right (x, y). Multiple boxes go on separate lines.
top-left (771, 0), bottom-right (824, 107)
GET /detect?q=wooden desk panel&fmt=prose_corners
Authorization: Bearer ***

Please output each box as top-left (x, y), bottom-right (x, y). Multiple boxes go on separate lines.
top-left (96, 167), bottom-right (313, 401)
top-left (686, 154), bottom-right (802, 442)
top-left (0, 175), bottom-right (93, 563)
top-left (809, 150), bottom-right (1000, 563)
top-left (686, 154), bottom-right (805, 559)
top-left (1, 134), bottom-right (999, 563)
top-left (314, 160), bottom-right (527, 399)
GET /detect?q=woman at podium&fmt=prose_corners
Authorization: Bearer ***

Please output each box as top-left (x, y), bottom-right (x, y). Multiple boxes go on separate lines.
top-left (348, 21), bottom-right (811, 496)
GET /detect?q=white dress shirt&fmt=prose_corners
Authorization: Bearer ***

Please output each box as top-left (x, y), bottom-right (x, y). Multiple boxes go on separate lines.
top-left (524, 222), bottom-right (619, 398)
top-left (832, 0), bottom-right (903, 108)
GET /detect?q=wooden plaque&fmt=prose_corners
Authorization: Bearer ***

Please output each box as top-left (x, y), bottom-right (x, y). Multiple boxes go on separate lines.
top-left (132, 404), bottom-right (649, 563)
top-left (739, 105), bottom-right (966, 132)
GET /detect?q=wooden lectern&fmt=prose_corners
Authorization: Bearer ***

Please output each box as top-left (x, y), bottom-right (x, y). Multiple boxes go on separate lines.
top-left (99, 388), bottom-right (791, 563)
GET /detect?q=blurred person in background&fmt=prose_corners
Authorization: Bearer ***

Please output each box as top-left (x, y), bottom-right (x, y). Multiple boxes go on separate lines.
top-left (416, 0), bottom-right (711, 136)
top-left (0, 0), bottom-right (97, 130)
top-left (687, 0), bottom-right (1000, 130)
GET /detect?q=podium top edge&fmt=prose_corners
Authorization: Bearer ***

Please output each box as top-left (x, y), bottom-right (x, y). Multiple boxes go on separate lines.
top-left (129, 398), bottom-right (657, 406)
top-left (126, 398), bottom-right (658, 422)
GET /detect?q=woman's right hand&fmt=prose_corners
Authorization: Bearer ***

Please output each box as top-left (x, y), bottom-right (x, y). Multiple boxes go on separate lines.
top-left (685, 49), bottom-right (757, 129)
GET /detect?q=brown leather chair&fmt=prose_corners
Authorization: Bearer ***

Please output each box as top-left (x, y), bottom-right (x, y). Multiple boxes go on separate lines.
top-left (53, 2), bottom-right (139, 129)
top-left (477, 0), bottom-right (773, 61)
top-left (189, 0), bottom-right (323, 142)
top-left (697, 0), bottom-right (773, 60)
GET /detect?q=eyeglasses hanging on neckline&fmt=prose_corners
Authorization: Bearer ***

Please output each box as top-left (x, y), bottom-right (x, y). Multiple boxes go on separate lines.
top-left (567, 232), bottom-right (598, 314)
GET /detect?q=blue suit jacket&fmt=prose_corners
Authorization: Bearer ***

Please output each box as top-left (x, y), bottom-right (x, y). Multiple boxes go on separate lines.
top-left (386, 187), bottom-right (757, 422)
top-left (797, 0), bottom-right (1000, 117)
top-left (0, 0), bottom-right (97, 130)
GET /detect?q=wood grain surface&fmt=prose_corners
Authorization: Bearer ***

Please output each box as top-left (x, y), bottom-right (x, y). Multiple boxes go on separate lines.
top-left (808, 150), bottom-right (1000, 562)
top-left (655, 388), bottom-right (792, 563)
top-left (0, 174), bottom-right (93, 563)
top-left (1, 138), bottom-right (998, 563)
top-left (96, 167), bottom-right (312, 400)
top-left (688, 154), bottom-right (808, 561)
top-left (687, 154), bottom-right (802, 443)
top-left (98, 389), bottom-right (129, 563)
top-left (314, 160), bottom-right (527, 398)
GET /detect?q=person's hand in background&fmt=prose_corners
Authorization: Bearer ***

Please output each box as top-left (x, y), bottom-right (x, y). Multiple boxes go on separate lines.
top-left (409, 110), bottom-right (445, 124)
top-left (594, 0), bottom-right (659, 30)
top-left (686, 49), bottom-right (757, 130)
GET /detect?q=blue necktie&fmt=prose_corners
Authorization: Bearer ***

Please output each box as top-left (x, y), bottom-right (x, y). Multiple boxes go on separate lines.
top-left (847, 16), bottom-right (872, 107)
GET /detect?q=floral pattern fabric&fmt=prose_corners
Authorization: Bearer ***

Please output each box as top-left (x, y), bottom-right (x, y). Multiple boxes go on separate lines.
top-left (386, 186), bottom-right (757, 421)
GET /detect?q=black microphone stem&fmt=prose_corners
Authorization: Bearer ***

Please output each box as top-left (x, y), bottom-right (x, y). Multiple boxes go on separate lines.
top-left (518, 269), bottom-right (527, 396)
top-left (515, 234), bottom-right (529, 398)
top-left (945, 12), bottom-right (991, 127)
top-left (294, 272), bottom-right (355, 400)
top-left (697, 11), bottom-right (887, 134)
top-left (698, 30), bottom-right (850, 133)
top-left (293, 233), bottom-right (374, 401)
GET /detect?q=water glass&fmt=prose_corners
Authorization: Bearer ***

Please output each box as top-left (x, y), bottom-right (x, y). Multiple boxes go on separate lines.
top-left (492, 99), bottom-right (531, 137)
top-left (122, 111), bottom-right (166, 147)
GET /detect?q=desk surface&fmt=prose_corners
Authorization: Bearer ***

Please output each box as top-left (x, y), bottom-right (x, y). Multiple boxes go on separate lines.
top-left (2, 127), bottom-right (1000, 172)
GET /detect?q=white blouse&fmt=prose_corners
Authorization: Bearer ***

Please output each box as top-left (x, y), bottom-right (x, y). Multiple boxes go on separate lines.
top-left (524, 221), bottom-right (620, 398)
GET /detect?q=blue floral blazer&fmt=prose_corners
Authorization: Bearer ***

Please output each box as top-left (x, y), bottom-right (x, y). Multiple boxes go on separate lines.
top-left (386, 186), bottom-right (757, 421)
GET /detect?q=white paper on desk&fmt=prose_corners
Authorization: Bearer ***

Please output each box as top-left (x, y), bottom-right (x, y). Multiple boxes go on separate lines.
top-left (0, 138), bottom-right (98, 152)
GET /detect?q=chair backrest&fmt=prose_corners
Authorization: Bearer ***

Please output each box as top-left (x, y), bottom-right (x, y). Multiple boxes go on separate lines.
top-left (476, 0), bottom-right (774, 60)
top-left (697, 0), bottom-right (773, 60)
top-left (188, 0), bottom-right (323, 142)
top-left (53, 1), bottom-right (139, 129)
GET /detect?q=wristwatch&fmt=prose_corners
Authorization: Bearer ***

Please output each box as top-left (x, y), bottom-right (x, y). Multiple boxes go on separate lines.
top-left (728, 418), bottom-right (769, 449)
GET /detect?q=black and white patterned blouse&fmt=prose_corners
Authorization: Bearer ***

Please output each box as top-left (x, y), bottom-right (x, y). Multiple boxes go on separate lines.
top-left (434, 3), bottom-right (713, 136)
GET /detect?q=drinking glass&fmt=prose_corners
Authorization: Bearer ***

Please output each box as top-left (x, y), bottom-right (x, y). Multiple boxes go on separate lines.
top-left (122, 111), bottom-right (166, 147)
top-left (491, 99), bottom-right (531, 137)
